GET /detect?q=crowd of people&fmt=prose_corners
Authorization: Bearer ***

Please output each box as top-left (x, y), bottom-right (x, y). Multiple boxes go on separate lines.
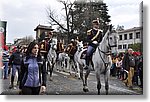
top-left (110, 48), bottom-right (143, 89)
top-left (0, 19), bottom-right (143, 95)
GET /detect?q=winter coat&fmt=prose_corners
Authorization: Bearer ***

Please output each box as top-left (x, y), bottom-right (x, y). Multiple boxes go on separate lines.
top-left (19, 56), bottom-right (46, 89)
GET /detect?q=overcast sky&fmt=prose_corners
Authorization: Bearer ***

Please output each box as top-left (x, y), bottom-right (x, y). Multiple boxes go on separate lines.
top-left (0, 0), bottom-right (142, 43)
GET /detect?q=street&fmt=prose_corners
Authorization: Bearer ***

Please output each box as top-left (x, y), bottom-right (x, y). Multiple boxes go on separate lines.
top-left (0, 69), bottom-right (143, 95)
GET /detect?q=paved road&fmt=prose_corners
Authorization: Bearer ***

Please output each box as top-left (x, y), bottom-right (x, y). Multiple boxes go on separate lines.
top-left (0, 70), bottom-right (143, 95)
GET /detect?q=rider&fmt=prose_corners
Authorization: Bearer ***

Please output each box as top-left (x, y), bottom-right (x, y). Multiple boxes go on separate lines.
top-left (65, 39), bottom-right (76, 58)
top-left (39, 31), bottom-right (53, 58)
top-left (56, 39), bottom-right (64, 60)
top-left (38, 31), bottom-right (53, 74)
top-left (84, 19), bottom-right (103, 70)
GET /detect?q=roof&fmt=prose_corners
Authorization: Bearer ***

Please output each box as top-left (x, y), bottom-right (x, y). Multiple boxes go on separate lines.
top-left (117, 27), bottom-right (142, 33)
top-left (34, 24), bottom-right (54, 31)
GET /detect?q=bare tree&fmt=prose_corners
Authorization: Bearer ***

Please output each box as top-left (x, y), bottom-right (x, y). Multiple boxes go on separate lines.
top-left (17, 35), bottom-right (34, 46)
top-left (46, 0), bottom-right (74, 43)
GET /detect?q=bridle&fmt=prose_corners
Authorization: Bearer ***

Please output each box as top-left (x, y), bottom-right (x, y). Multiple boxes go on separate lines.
top-left (97, 30), bottom-right (117, 73)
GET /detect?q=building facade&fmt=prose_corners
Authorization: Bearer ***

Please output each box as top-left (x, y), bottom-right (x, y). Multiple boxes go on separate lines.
top-left (34, 24), bottom-right (54, 42)
top-left (117, 27), bottom-right (142, 53)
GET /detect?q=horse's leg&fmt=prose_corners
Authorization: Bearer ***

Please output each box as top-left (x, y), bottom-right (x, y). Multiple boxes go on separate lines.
top-left (104, 69), bottom-right (110, 95)
top-left (78, 66), bottom-right (86, 92)
top-left (62, 59), bottom-right (66, 72)
top-left (49, 59), bottom-right (54, 81)
top-left (75, 62), bottom-right (80, 79)
top-left (69, 59), bottom-right (73, 74)
top-left (96, 69), bottom-right (101, 95)
top-left (83, 69), bottom-right (90, 92)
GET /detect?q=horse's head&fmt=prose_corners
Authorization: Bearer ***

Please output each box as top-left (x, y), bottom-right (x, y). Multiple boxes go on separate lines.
top-left (77, 41), bottom-right (83, 52)
top-left (51, 38), bottom-right (57, 50)
top-left (104, 28), bottom-right (118, 50)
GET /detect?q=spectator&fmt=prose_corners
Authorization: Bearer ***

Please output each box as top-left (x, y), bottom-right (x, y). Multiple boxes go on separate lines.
top-left (2, 47), bottom-right (9, 79)
top-left (116, 57), bottom-right (123, 80)
top-left (138, 55), bottom-right (143, 88)
top-left (8, 46), bottom-right (23, 89)
top-left (19, 40), bottom-right (46, 95)
top-left (110, 56), bottom-right (117, 77)
top-left (122, 48), bottom-right (135, 89)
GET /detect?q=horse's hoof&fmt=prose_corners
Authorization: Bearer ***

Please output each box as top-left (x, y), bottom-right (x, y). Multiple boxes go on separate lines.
top-left (106, 91), bottom-right (108, 95)
top-left (83, 88), bottom-right (89, 92)
top-left (49, 77), bottom-right (53, 81)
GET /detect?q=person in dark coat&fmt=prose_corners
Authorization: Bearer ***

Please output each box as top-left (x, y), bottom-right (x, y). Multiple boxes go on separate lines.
top-left (8, 46), bottom-right (23, 89)
top-left (122, 48), bottom-right (135, 89)
top-left (138, 55), bottom-right (143, 88)
top-left (19, 40), bottom-right (46, 95)
top-left (84, 19), bottom-right (103, 70)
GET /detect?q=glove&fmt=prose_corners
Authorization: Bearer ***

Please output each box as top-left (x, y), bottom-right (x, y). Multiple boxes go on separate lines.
top-left (92, 41), bottom-right (98, 45)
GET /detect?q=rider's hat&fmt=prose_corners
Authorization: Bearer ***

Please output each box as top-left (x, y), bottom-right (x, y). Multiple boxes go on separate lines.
top-left (71, 39), bottom-right (74, 42)
top-left (92, 19), bottom-right (100, 25)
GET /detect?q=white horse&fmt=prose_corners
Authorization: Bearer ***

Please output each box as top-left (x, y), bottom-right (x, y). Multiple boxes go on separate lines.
top-left (75, 28), bottom-right (118, 94)
top-left (74, 41), bottom-right (85, 79)
top-left (57, 52), bottom-right (70, 72)
top-left (47, 37), bottom-right (57, 81)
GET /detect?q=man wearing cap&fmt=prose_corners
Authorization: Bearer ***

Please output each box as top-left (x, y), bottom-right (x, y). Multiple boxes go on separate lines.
top-left (84, 19), bottom-right (103, 70)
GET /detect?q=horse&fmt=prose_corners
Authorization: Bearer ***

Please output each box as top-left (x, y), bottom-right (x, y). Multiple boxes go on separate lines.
top-left (57, 52), bottom-right (70, 72)
top-left (74, 41), bottom-right (85, 79)
top-left (65, 41), bottom-right (78, 75)
top-left (47, 37), bottom-right (57, 81)
top-left (75, 28), bottom-right (118, 94)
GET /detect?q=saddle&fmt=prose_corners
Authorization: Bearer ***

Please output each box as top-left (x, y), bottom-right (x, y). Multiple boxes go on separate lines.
top-left (80, 48), bottom-right (97, 69)
top-left (80, 50), bottom-right (87, 59)
top-left (80, 47), bottom-right (96, 59)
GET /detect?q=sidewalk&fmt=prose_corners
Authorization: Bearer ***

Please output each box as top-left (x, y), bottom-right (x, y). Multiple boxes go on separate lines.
top-left (0, 78), bottom-right (20, 95)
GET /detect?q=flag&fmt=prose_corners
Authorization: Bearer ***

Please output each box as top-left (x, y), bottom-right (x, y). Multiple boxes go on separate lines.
top-left (0, 21), bottom-right (7, 49)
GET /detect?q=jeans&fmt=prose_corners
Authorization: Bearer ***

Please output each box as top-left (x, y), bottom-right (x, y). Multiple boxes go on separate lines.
top-left (3, 62), bottom-right (8, 79)
top-left (86, 46), bottom-right (95, 66)
top-left (11, 65), bottom-right (21, 86)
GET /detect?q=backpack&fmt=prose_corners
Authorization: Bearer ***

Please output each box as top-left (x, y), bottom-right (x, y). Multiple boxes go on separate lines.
top-left (129, 55), bottom-right (135, 67)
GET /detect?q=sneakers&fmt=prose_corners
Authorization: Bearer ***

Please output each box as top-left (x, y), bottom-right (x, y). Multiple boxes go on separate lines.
top-left (9, 84), bottom-right (14, 89)
top-left (9, 84), bottom-right (17, 89)
top-left (128, 86), bottom-right (133, 90)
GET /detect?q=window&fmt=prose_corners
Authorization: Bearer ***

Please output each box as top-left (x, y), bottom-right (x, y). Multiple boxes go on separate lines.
top-left (124, 34), bottom-right (127, 40)
top-left (129, 33), bottom-right (133, 39)
top-left (128, 44), bottom-right (133, 48)
top-left (136, 32), bottom-right (140, 38)
top-left (123, 44), bottom-right (127, 49)
top-left (119, 35), bottom-right (122, 40)
top-left (118, 45), bottom-right (122, 49)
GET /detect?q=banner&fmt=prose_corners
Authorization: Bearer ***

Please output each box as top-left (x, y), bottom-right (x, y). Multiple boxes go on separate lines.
top-left (0, 21), bottom-right (7, 49)
top-left (0, 21), bottom-right (7, 77)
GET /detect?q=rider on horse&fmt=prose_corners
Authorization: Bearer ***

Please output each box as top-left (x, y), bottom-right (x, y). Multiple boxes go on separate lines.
top-left (65, 39), bottom-right (77, 59)
top-left (56, 39), bottom-right (64, 60)
top-left (84, 19), bottom-right (103, 70)
top-left (39, 31), bottom-right (53, 59)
